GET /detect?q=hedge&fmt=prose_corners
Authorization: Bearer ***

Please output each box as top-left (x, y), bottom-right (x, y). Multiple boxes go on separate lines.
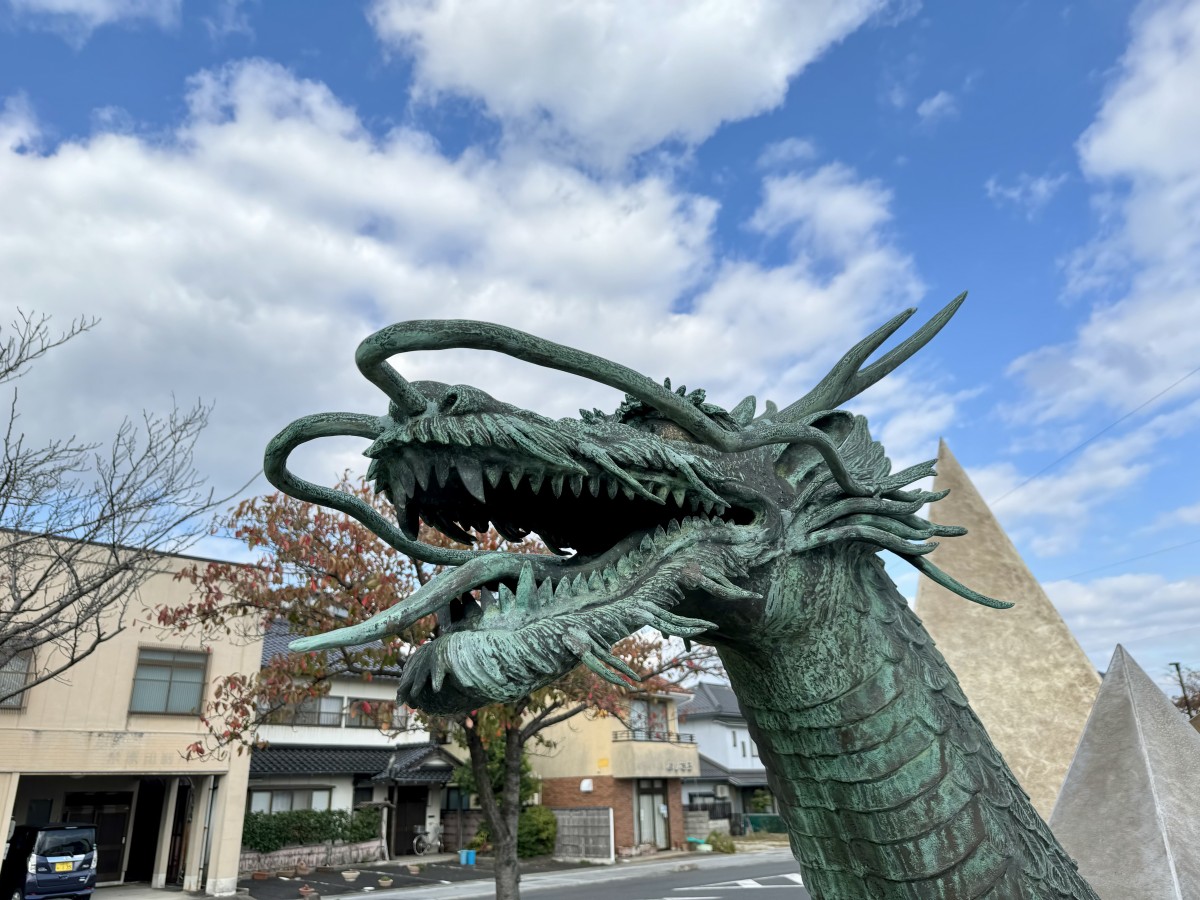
top-left (471, 807), bottom-right (558, 858)
top-left (241, 807), bottom-right (382, 854)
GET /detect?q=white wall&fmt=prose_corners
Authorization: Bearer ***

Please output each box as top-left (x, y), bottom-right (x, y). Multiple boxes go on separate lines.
top-left (690, 720), bottom-right (764, 771)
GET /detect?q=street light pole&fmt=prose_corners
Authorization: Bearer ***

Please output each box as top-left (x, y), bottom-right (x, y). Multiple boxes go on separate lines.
top-left (1169, 662), bottom-right (1194, 718)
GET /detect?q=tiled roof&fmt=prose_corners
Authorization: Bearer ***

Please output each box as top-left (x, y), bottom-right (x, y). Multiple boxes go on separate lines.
top-left (693, 754), bottom-right (770, 788)
top-left (261, 619), bottom-right (394, 679)
top-left (374, 743), bottom-right (459, 785)
top-left (677, 681), bottom-right (744, 721)
top-left (249, 744), bottom-right (396, 777)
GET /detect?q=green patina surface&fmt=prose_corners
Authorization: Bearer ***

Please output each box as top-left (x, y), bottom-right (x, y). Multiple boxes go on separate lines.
top-left (268, 296), bottom-right (1099, 899)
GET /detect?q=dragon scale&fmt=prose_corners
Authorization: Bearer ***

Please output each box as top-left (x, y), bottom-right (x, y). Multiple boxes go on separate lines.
top-left (722, 551), bottom-right (1093, 898)
top-left (269, 297), bottom-right (1100, 899)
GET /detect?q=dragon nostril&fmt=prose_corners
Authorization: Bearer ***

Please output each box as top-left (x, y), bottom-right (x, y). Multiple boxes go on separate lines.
top-left (440, 391), bottom-right (460, 414)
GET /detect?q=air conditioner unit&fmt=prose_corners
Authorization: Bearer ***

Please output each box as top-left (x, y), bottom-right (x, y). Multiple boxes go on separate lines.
top-left (713, 784), bottom-right (730, 799)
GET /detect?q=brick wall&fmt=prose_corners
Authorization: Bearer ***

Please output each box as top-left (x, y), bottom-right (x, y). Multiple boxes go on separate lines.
top-left (542, 776), bottom-right (688, 854)
top-left (668, 778), bottom-right (684, 849)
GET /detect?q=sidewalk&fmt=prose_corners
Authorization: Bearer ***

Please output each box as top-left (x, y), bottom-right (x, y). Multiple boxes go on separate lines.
top-left (96, 847), bottom-right (793, 900)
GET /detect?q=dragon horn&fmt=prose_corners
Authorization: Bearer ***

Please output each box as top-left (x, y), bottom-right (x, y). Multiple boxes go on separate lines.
top-left (355, 320), bottom-right (732, 443)
top-left (776, 293), bottom-right (967, 422)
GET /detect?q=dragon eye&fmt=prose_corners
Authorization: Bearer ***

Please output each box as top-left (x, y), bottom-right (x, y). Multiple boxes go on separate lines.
top-left (647, 420), bottom-right (699, 443)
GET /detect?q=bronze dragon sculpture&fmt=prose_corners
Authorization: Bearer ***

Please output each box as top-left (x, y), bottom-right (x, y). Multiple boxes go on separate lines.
top-left (267, 296), bottom-right (1099, 899)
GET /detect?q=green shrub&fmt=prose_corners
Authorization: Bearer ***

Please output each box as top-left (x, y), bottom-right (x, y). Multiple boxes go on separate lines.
top-left (706, 830), bottom-right (736, 854)
top-left (346, 807), bottom-right (382, 842)
top-left (241, 806), bottom-right (382, 852)
top-left (516, 807), bottom-right (557, 858)
top-left (242, 812), bottom-right (289, 854)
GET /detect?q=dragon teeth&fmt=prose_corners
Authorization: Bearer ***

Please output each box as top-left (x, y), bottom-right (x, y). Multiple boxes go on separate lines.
top-left (672, 487), bottom-right (687, 507)
top-left (485, 464), bottom-right (504, 488)
top-left (508, 469), bottom-right (524, 490)
top-left (621, 484), bottom-right (636, 500)
top-left (551, 474), bottom-right (565, 497)
top-left (652, 483), bottom-right (670, 501)
top-left (434, 455), bottom-right (451, 487)
top-left (458, 457), bottom-right (486, 503)
top-left (570, 474), bottom-right (584, 497)
top-left (527, 468), bottom-right (545, 492)
top-left (588, 476), bottom-right (602, 498)
top-left (588, 571), bottom-right (604, 591)
top-left (536, 578), bottom-right (554, 607)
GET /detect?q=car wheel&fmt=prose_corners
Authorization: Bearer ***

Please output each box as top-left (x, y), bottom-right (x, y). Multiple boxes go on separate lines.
top-left (11, 889), bottom-right (22, 900)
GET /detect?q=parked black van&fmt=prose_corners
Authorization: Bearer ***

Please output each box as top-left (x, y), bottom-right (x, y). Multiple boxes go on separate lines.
top-left (0, 824), bottom-right (97, 900)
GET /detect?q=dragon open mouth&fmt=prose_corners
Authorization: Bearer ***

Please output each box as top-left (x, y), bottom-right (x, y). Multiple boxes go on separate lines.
top-left (358, 424), bottom-right (761, 714)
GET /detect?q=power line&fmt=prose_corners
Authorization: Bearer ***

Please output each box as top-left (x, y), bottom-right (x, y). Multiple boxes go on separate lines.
top-left (1055, 537), bottom-right (1200, 580)
top-left (991, 362), bottom-right (1200, 507)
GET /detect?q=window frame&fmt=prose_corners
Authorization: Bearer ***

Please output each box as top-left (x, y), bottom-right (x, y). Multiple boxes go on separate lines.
top-left (0, 649), bottom-right (34, 710)
top-left (128, 647), bottom-right (210, 716)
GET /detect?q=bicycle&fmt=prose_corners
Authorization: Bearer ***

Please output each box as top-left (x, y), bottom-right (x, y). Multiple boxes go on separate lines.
top-left (412, 825), bottom-right (443, 856)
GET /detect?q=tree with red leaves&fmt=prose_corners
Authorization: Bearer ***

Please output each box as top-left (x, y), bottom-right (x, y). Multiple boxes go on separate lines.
top-left (155, 477), bottom-right (722, 900)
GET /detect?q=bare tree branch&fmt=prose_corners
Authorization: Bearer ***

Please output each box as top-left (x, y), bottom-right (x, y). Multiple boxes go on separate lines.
top-left (0, 312), bottom-right (230, 706)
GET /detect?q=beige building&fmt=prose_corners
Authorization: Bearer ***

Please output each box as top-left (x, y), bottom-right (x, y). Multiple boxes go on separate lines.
top-left (916, 441), bottom-right (1100, 818)
top-left (0, 547), bottom-right (262, 896)
top-left (534, 690), bottom-right (698, 855)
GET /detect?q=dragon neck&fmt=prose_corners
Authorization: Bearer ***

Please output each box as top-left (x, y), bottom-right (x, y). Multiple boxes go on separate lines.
top-left (718, 550), bottom-right (1098, 900)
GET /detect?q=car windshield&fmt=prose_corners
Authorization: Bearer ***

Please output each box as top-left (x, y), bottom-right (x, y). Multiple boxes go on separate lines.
top-left (34, 830), bottom-right (95, 857)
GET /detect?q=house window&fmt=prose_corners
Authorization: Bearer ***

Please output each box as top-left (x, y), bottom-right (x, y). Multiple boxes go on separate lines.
top-left (347, 698), bottom-right (397, 729)
top-left (129, 649), bottom-right (207, 715)
top-left (741, 741), bottom-right (747, 758)
top-left (0, 650), bottom-right (33, 709)
top-left (294, 696), bottom-right (343, 726)
top-left (731, 730), bottom-right (737, 747)
top-left (248, 789), bottom-right (332, 814)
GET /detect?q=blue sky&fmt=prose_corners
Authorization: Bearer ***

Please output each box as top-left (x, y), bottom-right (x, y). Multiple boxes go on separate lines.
top-left (2, 0), bottom-right (1198, 690)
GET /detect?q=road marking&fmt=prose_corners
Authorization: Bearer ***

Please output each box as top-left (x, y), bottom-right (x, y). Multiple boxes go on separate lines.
top-left (675, 872), bottom-right (807, 890)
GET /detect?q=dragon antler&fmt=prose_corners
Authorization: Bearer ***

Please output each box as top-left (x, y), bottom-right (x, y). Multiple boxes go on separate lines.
top-left (776, 292), bottom-right (967, 422)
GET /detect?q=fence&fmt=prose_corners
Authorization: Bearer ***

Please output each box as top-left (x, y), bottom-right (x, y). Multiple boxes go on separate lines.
top-left (551, 807), bottom-right (614, 864)
top-left (686, 800), bottom-right (732, 820)
top-left (730, 813), bottom-right (786, 836)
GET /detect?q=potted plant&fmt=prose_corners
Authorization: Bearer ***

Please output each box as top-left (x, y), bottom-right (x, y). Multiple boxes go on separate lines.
top-left (252, 871), bottom-right (271, 881)
top-left (377, 876), bottom-right (393, 888)
top-left (295, 862), bottom-right (312, 877)
top-left (298, 885), bottom-right (317, 899)
top-left (341, 869), bottom-right (360, 883)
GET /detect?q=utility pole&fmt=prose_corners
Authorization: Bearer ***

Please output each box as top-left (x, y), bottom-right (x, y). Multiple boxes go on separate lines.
top-left (1169, 662), bottom-right (1194, 717)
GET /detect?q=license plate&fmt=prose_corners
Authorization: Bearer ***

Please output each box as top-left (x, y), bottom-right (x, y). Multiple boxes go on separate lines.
top-left (55, 862), bottom-right (73, 872)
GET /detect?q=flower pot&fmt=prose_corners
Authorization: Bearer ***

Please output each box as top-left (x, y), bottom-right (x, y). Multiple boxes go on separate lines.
top-left (405, 865), bottom-right (420, 875)
top-left (376, 878), bottom-right (393, 888)
top-left (298, 885), bottom-right (316, 899)
top-left (295, 863), bottom-right (312, 877)
top-left (341, 870), bottom-right (360, 883)
top-left (252, 872), bottom-right (271, 881)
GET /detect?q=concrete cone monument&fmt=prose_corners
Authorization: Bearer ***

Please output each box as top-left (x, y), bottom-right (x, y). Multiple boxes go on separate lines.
top-left (916, 440), bottom-right (1099, 817)
top-left (1050, 645), bottom-right (1200, 898)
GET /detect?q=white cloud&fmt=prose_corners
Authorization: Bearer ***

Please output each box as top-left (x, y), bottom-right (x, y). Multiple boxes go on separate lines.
top-left (984, 171), bottom-right (1068, 219)
top-left (749, 163), bottom-right (895, 259)
top-left (1045, 573), bottom-right (1200, 675)
top-left (6, 0), bottom-right (179, 42)
top-left (1008, 0), bottom-right (1200, 423)
top-left (368, 0), bottom-right (890, 166)
top-left (915, 89), bottom-right (957, 124)
top-left (968, 398), bottom-right (1200, 555)
top-left (756, 137), bottom-right (817, 170)
top-left (1147, 498), bottom-right (1200, 531)
top-left (1, 59), bottom-right (940, 508)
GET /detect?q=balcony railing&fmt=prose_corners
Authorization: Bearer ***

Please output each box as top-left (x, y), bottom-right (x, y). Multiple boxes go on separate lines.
top-left (612, 729), bottom-right (695, 743)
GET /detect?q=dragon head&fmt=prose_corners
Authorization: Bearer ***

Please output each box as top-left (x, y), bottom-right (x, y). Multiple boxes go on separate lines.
top-left (271, 294), bottom-right (1005, 715)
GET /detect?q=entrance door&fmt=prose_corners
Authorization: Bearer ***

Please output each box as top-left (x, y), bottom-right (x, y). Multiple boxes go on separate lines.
top-left (634, 780), bottom-right (669, 849)
top-left (390, 787), bottom-right (427, 856)
top-left (63, 792), bottom-right (133, 883)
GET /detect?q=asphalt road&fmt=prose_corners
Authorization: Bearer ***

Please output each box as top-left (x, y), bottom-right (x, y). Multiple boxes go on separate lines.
top-left (384, 850), bottom-right (808, 900)
top-left (536, 856), bottom-right (810, 900)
